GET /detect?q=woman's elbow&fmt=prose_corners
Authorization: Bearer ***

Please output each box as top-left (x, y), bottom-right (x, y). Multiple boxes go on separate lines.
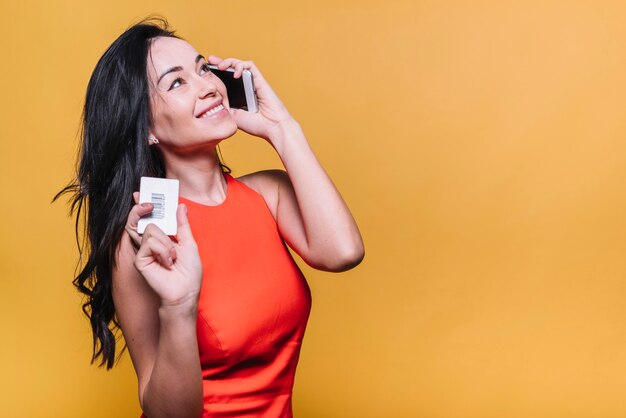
top-left (321, 243), bottom-right (365, 272)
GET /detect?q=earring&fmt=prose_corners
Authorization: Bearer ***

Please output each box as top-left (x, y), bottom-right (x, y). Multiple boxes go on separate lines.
top-left (148, 134), bottom-right (159, 145)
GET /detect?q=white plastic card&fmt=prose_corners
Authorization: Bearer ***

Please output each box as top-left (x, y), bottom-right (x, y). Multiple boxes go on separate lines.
top-left (137, 177), bottom-right (179, 236)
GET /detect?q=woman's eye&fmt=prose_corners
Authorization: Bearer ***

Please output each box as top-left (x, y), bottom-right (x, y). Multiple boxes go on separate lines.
top-left (168, 78), bottom-right (184, 90)
top-left (200, 63), bottom-right (212, 75)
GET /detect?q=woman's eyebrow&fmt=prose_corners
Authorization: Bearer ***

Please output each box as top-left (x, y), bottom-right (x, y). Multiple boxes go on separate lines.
top-left (157, 66), bottom-right (183, 84)
top-left (157, 55), bottom-right (205, 84)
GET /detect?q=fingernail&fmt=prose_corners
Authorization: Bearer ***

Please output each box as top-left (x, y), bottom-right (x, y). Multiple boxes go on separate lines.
top-left (168, 257), bottom-right (174, 266)
top-left (141, 203), bottom-right (152, 208)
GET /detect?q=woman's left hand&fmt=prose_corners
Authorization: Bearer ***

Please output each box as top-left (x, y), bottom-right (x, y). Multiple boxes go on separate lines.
top-left (207, 56), bottom-right (296, 142)
top-left (209, 58), bottom-right (364, 273)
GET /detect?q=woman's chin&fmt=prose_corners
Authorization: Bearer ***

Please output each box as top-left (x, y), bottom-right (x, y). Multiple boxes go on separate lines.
top-left (201, 115), bottom-right (238, 140)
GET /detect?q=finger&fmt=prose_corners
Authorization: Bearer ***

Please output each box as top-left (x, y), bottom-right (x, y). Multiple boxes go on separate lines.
top-left (207, 55), bottom-right (223, 65)
top-left (217, 58), bottom-right (233, 71)
top-left (126, 202), bottom-right (154, 245)
top-left (233, 60), bottom-right (252, 78)
top-left (218, 57), bottom-right (241, 71)
top-left (133, 192), bottom-right (139, 204)
top-left (240, 61), bottom-right (255, 78)
top-left (233, 61), bottom-right (245, 78)
top-left (141, 224), bottom-right (175, 262)
top-left (142, 223), bottom-right (176, 253)
top-left (135, 236), bottom-right (174, 270)
top-left (130, 203), bottom-right (154, 226)
top-left (173, 204), bottom-right (196, 245)
top-left (236, 60), bottom-right (262, 81)
top-left (229, 107), bottom-right (247, 124)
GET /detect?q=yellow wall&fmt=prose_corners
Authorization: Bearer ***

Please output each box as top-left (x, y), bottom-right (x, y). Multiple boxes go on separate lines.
top-left (3, 0), bottom-right (626, 417)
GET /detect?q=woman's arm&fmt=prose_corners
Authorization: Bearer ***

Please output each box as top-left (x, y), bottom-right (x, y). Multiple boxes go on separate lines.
top-left (113, 204), bottom-right (203, 418)
top-left (209, 56), bottom-right (364, 272)
top-left (239, 137), bottom-right (364, 272)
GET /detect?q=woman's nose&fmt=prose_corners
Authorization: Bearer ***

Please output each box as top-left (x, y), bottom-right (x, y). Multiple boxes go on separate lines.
top-left (197, 76), bottom-right (217, 98)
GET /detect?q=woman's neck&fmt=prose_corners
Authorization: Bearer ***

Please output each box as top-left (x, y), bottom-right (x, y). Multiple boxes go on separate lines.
top-left (163, 146), bottom-right (228, 205)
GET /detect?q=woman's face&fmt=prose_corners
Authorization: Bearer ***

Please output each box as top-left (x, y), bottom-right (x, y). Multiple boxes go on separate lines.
top-left (147, 37), bottom-right (238, 151)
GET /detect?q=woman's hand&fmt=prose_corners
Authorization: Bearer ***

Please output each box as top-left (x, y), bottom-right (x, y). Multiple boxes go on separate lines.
top-left (208, 55), bottom-right (297, 143)
top-left (133, 204), bottom-right (203, 309)
top-left (125, 192), bottom-right (153, 250)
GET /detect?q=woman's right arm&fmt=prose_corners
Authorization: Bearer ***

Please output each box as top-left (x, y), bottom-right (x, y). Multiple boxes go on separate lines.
top-left (112, 204), bottom-right (203, 418)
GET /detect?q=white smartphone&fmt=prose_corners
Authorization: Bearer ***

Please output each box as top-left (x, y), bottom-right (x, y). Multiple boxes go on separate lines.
top-left (208, 65), bottom-right (258, 113)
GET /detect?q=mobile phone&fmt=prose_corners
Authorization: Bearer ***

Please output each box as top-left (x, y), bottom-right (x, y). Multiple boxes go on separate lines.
top-left (208, 65), bottom-right (258, 113)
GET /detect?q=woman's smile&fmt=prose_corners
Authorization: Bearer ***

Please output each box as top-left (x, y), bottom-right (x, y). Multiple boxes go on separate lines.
top-left (195, 101), bottom-right (227, 119)
top-left (148, 37), bottom-right (238, 147)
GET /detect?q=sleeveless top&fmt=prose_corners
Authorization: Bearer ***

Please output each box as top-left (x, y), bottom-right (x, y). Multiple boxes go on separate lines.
top-left (168, 173), bottom-right (311, 417)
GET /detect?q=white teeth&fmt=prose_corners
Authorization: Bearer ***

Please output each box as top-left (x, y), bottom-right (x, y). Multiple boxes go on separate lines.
top-left (200, 104), bottom-right (224, 118)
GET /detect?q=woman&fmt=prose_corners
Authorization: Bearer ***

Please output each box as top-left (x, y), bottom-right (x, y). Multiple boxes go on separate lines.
top-left (59, 18), bottom-right (364, 417)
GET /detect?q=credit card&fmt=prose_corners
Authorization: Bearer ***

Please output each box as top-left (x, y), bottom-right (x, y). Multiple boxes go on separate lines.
top-left (137, 176), bottom-right (179, 236)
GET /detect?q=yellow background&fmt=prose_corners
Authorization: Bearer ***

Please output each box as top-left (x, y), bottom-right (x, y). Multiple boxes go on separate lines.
top-left (2, 0), bottom-right (626, 417)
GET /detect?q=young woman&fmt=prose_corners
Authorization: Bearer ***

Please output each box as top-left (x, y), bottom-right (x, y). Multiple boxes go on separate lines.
top-left (59, 18), bottom-right (363, 418)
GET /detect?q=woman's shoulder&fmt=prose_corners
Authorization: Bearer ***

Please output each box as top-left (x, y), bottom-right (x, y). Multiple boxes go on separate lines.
top-left (236, 169), bottom-right (288, 192)
top-left (235, 170), bottom-right (290, 220)
top-left (112, 231), bottom-right (146, 289)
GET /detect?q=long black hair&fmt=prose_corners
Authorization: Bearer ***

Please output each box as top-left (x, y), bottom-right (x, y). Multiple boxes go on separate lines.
top-left (55, 18), bottom-right (227, 369)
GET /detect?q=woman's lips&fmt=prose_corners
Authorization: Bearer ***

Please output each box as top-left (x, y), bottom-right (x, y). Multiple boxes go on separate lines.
top-left (196, 103), bottom-right (225, 118)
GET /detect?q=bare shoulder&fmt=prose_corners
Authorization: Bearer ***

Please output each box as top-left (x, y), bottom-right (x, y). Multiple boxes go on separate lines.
top-left (236, 170), bottom-right (291, 219)
top-left (236, 169), bottom-right (289, 192)
top-left (112, 232), bottom-right (152, 296)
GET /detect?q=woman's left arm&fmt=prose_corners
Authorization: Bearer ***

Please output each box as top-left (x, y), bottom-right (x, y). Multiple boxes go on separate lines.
top-left (208, 56), bottom-right (364, 271)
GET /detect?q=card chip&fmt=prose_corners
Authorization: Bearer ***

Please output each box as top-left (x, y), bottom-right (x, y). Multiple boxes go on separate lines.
top-left (151, 193), bottom-right (165, 219)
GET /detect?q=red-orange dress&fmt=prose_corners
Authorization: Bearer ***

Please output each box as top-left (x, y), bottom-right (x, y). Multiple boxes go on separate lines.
top-left (142, 173), bottom-right (312, 417)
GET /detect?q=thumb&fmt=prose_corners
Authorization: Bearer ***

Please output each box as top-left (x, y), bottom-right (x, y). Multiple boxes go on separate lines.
top-left (230, 108), bottom-right (259, 136)
top-left (229, 107), bottom-right (242, 120)
top-left (174, 203), bottom-right (195, 244)
top-left (230, 107), bottom-right (250, 125)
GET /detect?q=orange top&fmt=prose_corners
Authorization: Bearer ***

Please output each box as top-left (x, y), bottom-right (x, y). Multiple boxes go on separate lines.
top-left (142, 173), bottom-right (311, 417)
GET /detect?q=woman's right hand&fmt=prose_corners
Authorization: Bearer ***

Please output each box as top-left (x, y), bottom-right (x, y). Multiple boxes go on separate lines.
top-left (132, 203), bottom-right (203, 309)
top-left (125, 192), bottom-right (154, 250)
